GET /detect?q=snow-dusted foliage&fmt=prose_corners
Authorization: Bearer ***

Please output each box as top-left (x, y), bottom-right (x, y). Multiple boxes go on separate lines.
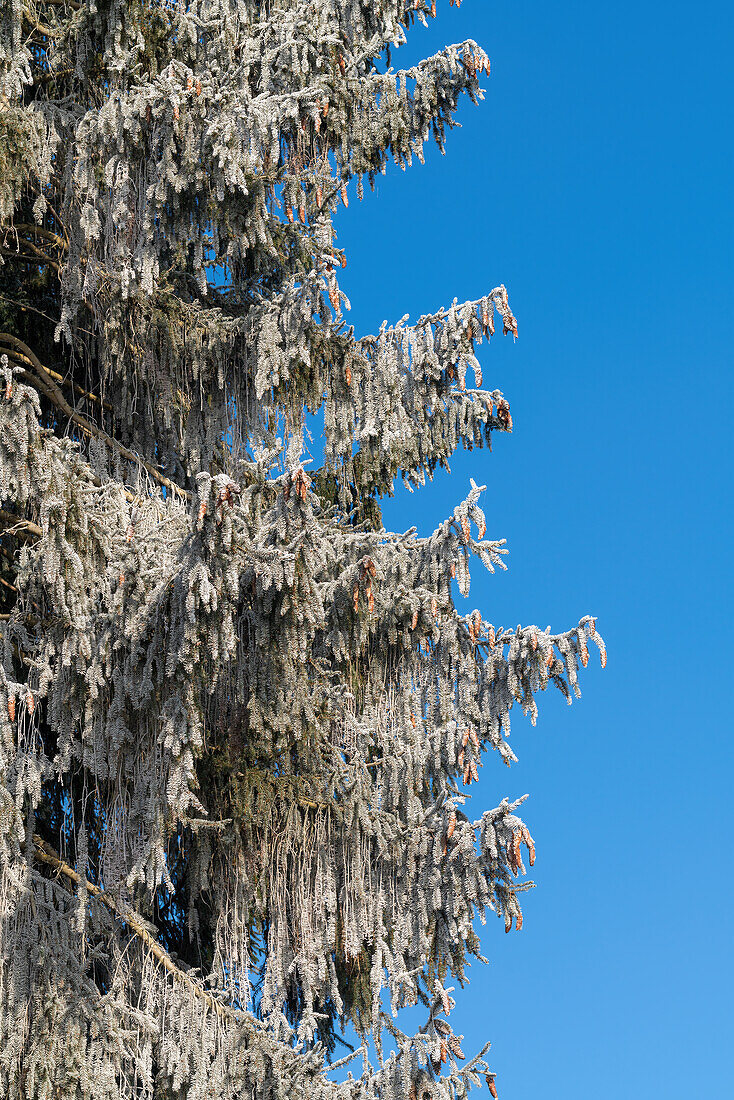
top-left (0, 3), bottom-right (603, 1098)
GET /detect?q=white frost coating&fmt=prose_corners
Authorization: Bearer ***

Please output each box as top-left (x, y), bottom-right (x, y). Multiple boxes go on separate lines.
top-left (0, 4), bottom-right (603, 1098)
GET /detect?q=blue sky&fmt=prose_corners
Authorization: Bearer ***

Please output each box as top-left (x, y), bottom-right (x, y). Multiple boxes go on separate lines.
top-left (327, 2), bottom-right (733, 1096)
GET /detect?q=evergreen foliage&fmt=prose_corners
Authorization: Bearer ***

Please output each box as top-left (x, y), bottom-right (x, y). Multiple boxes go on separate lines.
top-left (0, 2), bottom-right (604, 1097)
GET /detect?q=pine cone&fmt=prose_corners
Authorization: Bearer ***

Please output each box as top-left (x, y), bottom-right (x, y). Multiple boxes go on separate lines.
top-left (448, 1034), bottom-right (465, 1060)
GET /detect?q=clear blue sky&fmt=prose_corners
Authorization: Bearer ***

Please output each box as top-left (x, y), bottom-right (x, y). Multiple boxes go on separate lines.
top-left (328, 2), bottom-right (733, 1096)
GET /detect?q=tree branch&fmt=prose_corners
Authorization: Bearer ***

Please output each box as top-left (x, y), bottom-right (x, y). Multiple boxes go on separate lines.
top-left (0, 334), bottom-right (189, 500)
top-left (0, 344), bottom-right (113, 412)
top-left (0, 509), bottom-right (42, 539)
top-left (32, 834), bottom-right (240, 1022)
top-left (21, 11), bottom-right (59, 37)
top-left (6, 224), bottom-right (67, 252)
top-left (0, 245), bottom-right (61, 275)
top-left (0, 291), bottom-right (63, 327)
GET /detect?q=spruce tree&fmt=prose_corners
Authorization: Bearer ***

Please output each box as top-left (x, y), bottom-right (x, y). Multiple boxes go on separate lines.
top-left (0, 2), bottom-right (605, 1097)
